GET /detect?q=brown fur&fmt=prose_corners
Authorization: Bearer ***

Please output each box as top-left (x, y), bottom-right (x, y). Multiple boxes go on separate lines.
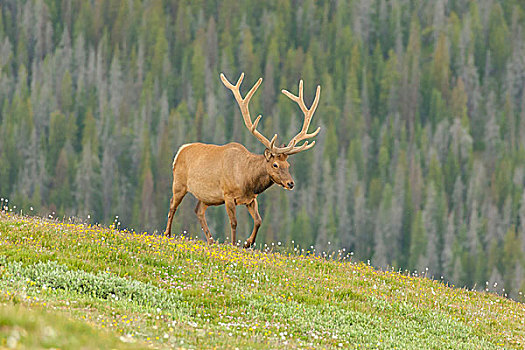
top-left (164, 142), bottom-right (294, 247)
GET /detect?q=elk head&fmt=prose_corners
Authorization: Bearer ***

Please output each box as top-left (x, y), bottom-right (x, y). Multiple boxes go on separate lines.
top-left (264, 151), bottom-right (294, 190)
top-left (220, 72), bottom-right (321, 191)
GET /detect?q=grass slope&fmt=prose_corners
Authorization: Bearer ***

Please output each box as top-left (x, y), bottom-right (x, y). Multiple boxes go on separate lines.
top-left (0, 303), bottom-right (144, 349)
top-left (0, 213), bottom-right (523, 349)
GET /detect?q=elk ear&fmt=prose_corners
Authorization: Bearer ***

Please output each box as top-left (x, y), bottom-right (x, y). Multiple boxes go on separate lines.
top-left (264, 149), bottom-right (273, 161)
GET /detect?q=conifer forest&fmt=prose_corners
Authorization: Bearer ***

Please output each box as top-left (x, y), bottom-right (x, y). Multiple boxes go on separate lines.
top-left (1, 0), bottom-right (525, 299)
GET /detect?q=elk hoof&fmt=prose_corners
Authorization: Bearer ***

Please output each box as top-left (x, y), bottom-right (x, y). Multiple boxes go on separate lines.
top-left (207, 238), bottom-right (216, 245)
top-left (243, 240), bottom-right (254, 249)
top-left (164, 231), bottom-right (172, 238)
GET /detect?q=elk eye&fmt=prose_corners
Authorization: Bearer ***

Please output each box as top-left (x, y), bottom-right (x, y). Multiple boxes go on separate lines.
top-left (273, 163), bottom-right (279, 168)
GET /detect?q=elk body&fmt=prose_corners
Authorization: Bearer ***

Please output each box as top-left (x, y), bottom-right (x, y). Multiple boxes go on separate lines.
top-left (164, 73), bottom-right (321, 248)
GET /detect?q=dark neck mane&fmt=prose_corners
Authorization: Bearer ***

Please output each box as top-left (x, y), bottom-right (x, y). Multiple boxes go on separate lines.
top-left (247, 154), bottom-right (274, 195)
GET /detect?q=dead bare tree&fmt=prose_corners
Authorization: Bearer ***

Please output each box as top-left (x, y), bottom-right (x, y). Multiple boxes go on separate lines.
top-left (164, 72), bottom-right (321, 247)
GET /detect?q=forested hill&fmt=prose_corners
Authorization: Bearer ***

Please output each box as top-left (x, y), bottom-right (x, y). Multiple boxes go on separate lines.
top-left (0, 0), bottom-right (524, 300)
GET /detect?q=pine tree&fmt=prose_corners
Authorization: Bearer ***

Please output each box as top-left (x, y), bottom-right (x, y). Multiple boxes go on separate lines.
top-left (191, 32), bottom-right (206, 103)
top-left (442, 213), bottom-right (456, 278)
top-left (422, 184), bottom-right (441, 275)
top-left (401, 14), bottom-right (421, 140)
top-left (502, 227), bottom-right (520, 292)
top-left (373, 184), bottom-right (393, 269)
top-left (409, 210), bottom-right (426, 271)
top-left (488, 3), bottom-right (510, 75)
top-left (47, 111), bottom-right (67, 174)
top-left (75, 141), bottom-right (101, 220)
top-left (101, 142), bottom-right (116, 222)
top-left (353, 183), bottom-right (370, 260)
top-left (378, 50), bottom-right (400, 120)
top-left (432, 34), bottom-right (450, 101)
top-left (336, 153), bottom-right (351, 249)
top-left (316, 160), bottom-right (337, 254)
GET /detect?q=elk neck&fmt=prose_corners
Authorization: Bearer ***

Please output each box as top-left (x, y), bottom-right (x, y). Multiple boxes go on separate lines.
top-left (246, 153), bottom-right (274, 195)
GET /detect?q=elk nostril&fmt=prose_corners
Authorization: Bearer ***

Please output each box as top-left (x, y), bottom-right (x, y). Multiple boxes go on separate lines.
top-left (287, 182), bottom-right (294, 189)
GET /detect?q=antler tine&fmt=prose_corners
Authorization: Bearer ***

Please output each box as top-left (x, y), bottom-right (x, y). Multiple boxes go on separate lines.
top-left (281, 80), bottom-right (321, 154)
top-left (251, 115), bottom-right (262, 133)
top-left (220, 73), bottom-right (235, 89)
top-left (286, 140), bottom-right (316, 155)
top-left (269, 134), bottom-right (277, 150)
top-left (235, 72), bottom-right (244, 88)
top-left (245, 78), bottom-right (262, 102)
top-left (309, 85), bottom-right (321, 118)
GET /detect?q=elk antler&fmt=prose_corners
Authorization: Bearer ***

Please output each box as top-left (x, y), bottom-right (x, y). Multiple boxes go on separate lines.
top-left (281, 80), bottom-right (321, 155)
top-left (220, 72), bottom-right (297, 154)
top-left (221, 72), bottom-right (321, 155)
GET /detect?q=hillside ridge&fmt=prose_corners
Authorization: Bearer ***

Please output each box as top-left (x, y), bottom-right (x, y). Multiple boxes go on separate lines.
top-left (0, 213), bottom-right (524, 349)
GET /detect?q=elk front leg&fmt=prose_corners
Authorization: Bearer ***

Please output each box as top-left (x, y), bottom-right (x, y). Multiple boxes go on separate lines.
top-left (244, 199), bottom-right (262, 248)
top-left (224, 198), bottom-right (237, 245)
top-left (164, 185), bottom-right (186, 237)
top-left (195, 201), bottom-right (214, 244)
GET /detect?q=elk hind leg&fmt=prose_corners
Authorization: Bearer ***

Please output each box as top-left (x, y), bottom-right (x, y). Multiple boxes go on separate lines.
top-left (244, 199), bottom-right (262, 248)
top-left (195, 201), bottom-right (214, 244)
top-left (224, 198), bottom-right (237, 245)
top-left (164, 185), bottom-right (186, 237)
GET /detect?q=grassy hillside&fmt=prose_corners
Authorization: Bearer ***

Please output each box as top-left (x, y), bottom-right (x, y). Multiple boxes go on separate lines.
top-left (0, 303), bottom-right (144, 349)
top-left (0, 213), bottom-right (523, 349)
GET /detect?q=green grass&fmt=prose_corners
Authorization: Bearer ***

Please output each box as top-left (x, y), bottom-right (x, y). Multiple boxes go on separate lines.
top-left (0, 212), bottom-right (523, 349)
top-left (0, 302), bottom-right (144, 349)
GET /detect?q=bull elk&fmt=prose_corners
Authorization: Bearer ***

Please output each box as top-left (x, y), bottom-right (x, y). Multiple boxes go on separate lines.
top-left (164, 72), bottom-right (321, 248)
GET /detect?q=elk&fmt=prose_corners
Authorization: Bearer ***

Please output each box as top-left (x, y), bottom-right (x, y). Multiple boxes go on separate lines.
top-left (164, 72), bottom-right (320, 248)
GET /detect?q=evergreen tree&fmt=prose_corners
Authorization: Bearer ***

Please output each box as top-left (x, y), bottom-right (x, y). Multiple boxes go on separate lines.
top-left (316, 160), bottom-right (337, 253)
top-left (75, 141), bottom-right (101, 220)
top-left (373, 184), bottom-right (393, 269)
top-left (336, 153), bottom-right (351, 249)
top-left (409, 210), bottom-right (426, 271)
top-left (432, 34), bottom-right (450, 101)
